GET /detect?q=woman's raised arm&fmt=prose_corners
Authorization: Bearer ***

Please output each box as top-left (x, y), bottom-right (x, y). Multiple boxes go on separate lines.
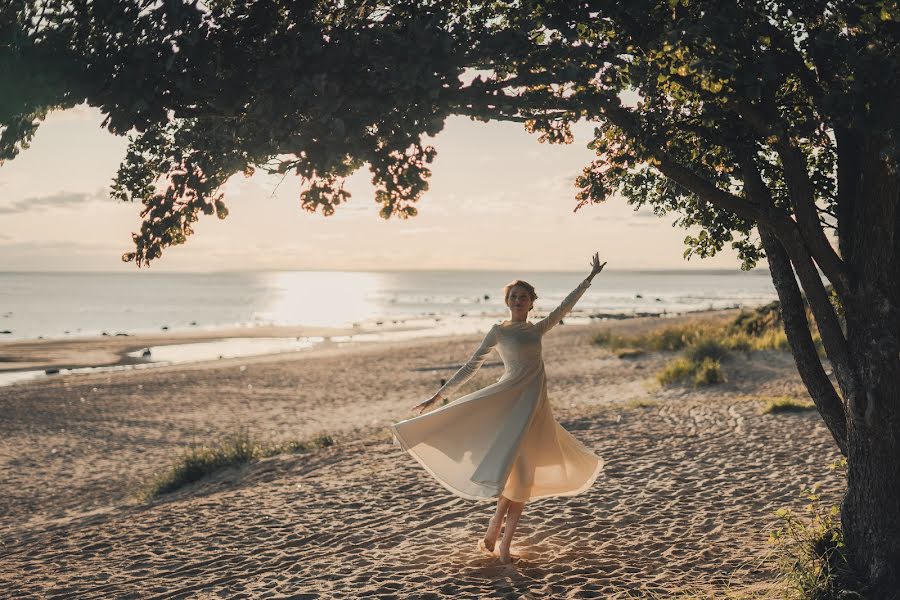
top-left (535, 253), bottom-right (606, 335)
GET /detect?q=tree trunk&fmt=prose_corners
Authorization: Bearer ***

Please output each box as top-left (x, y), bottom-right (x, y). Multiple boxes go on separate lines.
top-left (839, 307), bottom-right (900, 596)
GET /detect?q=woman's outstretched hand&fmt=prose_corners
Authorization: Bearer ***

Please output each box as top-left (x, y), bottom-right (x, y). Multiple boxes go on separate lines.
top-left (411, 393), bottom-right (443, 415)
top-left (589, 252), bottom-right (607, 279)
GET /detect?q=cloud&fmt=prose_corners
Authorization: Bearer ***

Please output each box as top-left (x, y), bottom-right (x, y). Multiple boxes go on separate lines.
top-left (0, 189), bottom-right (106, 214)
top-left (535, 172), bottom-right (579, 194)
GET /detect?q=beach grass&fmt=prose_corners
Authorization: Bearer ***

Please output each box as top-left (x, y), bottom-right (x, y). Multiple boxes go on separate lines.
top-left (593, 301), bottom-right (822, 356)
top-left (770, 479), bottom-right (867, 599)
top-left (657, 356), bottom-right (725, 386)
top-left (140, 429), bottom-right (334, 500)
top-left (761, 396), bottom-right (816, 415)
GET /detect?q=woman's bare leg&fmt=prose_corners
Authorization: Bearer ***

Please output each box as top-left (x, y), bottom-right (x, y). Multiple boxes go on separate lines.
top-left (498, 499), bottom-right (525, 563)
top-left (484, 495), bottom-right (510, 552)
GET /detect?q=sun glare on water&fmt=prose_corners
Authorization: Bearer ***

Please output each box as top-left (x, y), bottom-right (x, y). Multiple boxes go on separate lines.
top-left (257, 271), bottom-right (382, 328)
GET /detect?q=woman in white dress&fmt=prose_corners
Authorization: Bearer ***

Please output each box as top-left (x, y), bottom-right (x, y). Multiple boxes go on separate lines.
top-left (389, 253), bottom-right (606, 564)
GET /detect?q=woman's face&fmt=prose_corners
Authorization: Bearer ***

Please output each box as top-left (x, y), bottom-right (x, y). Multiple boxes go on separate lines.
top-left (507, 285), bottom-right (534, 319)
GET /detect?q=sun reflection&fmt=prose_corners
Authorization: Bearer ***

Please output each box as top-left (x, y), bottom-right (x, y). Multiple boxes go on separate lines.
top-left (257, 271), bottom-right (381, 328)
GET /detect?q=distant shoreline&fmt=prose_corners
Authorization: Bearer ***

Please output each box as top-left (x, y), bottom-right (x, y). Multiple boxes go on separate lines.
top-left (0, 306), bottom-right (747, 388)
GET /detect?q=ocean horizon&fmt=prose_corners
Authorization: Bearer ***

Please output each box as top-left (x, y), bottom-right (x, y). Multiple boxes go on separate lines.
top-left (0, 268), bottom-right (779, 342)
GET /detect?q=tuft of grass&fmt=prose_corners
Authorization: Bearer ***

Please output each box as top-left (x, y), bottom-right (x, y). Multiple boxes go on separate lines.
top-left (657, 357), bottom-right (697, 385)
top-left (770, 482), bottom-right (867, 599)
top-left (658, 355), bottom-right (725, 387)
top-left (693, 357), bottom-right (725, 386)
top-left (622, 398), bottom-right (660, 410)
top-left (683, 338), bottom-right (729, 363)
top-left (761, 396), bottom-right (816, 415)
top-left (141, 429), bottom-right (334, 500)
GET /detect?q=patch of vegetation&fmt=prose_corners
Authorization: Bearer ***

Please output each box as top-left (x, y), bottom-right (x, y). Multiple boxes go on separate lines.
top-left (683, 338), bottom-right (729, 363)
top-left (762, 396), bottom-right (817, 415)
top-left (692, 357), bottom-right (726, 386)
top-left (770, 474), bottom-right (867, 599)
top-left (657, 357), bottom-right (696, 385)
top-left (616, 348), bottom-right (645, 359)
top-left (141, 429), bottom-right (334, 500)
top-left (593, 302), bottom-right (822, 357)
top-left (595, 305), bottom-right (827, 389)
top-left (593, 322), bottom-right (713, 352)
top-left (622, 398), bottom-right (660, 409)
top-left (657, 356), bottom-right (725, 387)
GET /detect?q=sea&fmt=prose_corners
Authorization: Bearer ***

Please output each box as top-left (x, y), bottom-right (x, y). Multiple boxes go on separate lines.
top-left (0, 269), bottom-right (779, 341)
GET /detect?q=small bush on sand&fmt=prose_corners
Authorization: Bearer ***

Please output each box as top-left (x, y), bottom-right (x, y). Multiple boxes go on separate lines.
top-left (142, 429), bottom-right (334, 499)
top-left (770, 473), bottom-right (867, 599)
top-left (762, 396), bottom-right (817, 415)
top-left (657, 357), bottom-right (696, 385)
top-left (693, 357), bottom-right (725, 386)
top-left (658, 355), bottom-right (725, 387)
top-left (683, 338), bottom-right (729, 363)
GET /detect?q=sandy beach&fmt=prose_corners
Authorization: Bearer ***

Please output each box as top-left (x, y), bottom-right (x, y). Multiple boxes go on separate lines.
top-left (0, 311), bottom-right (845, 598)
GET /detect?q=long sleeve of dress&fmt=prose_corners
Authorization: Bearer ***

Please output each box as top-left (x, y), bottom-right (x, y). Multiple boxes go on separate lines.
top-left (436, 324), bottom-right (500, 398)
top-left (535, 277), bottom-right (592, 335)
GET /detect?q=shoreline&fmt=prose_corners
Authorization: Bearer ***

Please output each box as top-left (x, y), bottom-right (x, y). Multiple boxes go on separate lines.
top-left (0, 306), bottom-right (747, 382)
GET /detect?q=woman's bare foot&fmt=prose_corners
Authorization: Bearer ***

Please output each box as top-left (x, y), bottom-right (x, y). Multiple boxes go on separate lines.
top-left (498, 542), bottom-right (520, 564)
top-left (483, 515), bottom-right (501, 552)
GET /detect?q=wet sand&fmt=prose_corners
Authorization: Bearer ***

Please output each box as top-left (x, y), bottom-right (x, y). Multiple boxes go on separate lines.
top-left (0, 311), bottom-right (844, 597)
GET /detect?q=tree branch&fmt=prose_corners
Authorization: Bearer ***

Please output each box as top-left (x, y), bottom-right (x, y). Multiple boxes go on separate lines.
top-left (741, 154), bottom-right (859, 404)
top-left (726, 98), bottom-right (849, 296)
top-left (758, 225), bottom-right (848, 454)
top-left (776, 141), bottom-right (849, 296)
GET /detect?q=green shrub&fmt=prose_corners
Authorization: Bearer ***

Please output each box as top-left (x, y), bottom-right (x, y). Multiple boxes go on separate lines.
top-left (657, 355), bottom-right (725, 387)
top-left (693, 357), bottom-right (725, 386)
top-left (684, 338), bottom-right (729, 363)
top-left (656, 357), bottom-right (697, 385)
top-left (770, 481), bottom-right (866, 599)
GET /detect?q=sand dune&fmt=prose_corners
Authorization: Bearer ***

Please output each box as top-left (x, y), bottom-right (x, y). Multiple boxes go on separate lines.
top-left (0, 314), bottom-right (844, 597)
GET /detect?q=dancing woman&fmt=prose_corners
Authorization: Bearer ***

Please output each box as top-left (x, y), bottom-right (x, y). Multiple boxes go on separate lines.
top-left (389, 253), bottom-right (606, 564)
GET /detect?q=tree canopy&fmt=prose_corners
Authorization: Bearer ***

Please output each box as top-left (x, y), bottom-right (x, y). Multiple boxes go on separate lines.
top-left (4, 1), bottom-right (892, 272)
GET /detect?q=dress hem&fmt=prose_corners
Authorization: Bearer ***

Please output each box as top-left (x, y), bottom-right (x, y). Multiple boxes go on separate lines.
top-left (388, 424), bottom-right (604, 504)
top-left (388, 424), bottom-right (499, 503)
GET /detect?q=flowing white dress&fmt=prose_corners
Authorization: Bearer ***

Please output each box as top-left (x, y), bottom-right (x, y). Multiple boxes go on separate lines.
top-left (388, 277), bottom-right (603, 503)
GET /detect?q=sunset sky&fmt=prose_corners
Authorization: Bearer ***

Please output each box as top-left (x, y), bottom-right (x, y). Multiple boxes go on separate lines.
top-left (0, 104), bottom-right (752, 272)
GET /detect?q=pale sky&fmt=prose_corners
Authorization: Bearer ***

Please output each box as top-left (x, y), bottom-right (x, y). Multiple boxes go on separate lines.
top-left (0, 104), bottom-right (750, 272)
